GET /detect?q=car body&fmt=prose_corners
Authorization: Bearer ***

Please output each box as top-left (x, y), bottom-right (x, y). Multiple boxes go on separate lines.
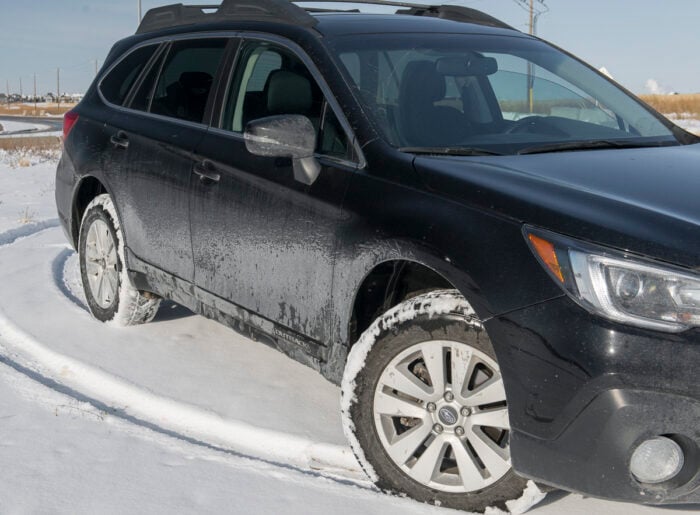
top-left (56, 0), bottom-right (700, 510)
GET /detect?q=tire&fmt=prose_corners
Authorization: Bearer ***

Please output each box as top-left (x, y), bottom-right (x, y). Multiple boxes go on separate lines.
top-left (342, 290), bottom-right (527, 513)
top-left (79, 193), bottom-right (161, 326)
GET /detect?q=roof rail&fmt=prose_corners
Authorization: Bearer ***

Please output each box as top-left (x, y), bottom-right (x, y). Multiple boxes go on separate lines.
top-left (136, 0), bottom-right (513, 35)
top-left (136, 0), bottom-right (318, 35)
top-left (294, 1), bottom-right (514, 30)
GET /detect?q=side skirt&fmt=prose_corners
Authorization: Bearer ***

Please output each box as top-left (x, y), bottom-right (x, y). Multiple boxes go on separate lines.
top-left (126, 250), bottom-right (331, 379)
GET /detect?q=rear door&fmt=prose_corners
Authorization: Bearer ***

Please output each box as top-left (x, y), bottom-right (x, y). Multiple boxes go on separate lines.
top-left (103, 37), bottom-right (229, 283)
top-left (190, 38), bottom-right (360, 348)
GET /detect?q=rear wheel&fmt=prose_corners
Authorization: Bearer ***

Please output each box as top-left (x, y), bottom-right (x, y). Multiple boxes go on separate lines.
top-left (79, 194), bottom-right (161, 325)
top-left (342, 290), bottom-right (527, 512)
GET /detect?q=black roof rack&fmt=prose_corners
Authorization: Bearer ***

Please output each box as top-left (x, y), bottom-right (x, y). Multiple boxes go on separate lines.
top-left (296, 1), bottom-right (513, 30)
top-left (136, 0), bottom-right (318, 34)
top-left (136, 0), bottom-right (513, 35)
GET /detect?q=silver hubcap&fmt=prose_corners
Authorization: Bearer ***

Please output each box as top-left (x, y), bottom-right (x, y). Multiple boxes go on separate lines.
top-left (85, 219), bottom-right (119, 309)
top-left (373, 340), bottom-right (511, 493)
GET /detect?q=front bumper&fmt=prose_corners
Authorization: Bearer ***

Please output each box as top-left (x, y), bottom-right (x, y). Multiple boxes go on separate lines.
top-left (486, 296), bottom-right (700, 504)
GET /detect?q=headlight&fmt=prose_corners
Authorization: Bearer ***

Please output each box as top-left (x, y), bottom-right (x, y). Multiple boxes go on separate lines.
top-left (525, 227), bottom-right (700, 332)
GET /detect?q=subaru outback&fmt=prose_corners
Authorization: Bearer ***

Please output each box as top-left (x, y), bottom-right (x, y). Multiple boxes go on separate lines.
top-left (55, 0), bottom-right (700, 511)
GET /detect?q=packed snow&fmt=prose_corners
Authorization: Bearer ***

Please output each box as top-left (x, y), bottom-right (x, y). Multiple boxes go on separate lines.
top-left (0, 150), bottom-right (696, 513)
top-left (0, 119), bottom-right (51, 136)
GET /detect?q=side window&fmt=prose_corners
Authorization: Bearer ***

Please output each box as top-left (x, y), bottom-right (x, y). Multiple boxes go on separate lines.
top-left (149, 38), bottom-right (228, 123)
top-left (100, 45), bottom-right (158, 106)
top-left (221, 41), bottom-right (352, 161)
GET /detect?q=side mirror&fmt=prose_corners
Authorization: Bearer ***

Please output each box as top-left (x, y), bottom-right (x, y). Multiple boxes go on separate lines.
top-left (244, 114), bottom-right (321, 185)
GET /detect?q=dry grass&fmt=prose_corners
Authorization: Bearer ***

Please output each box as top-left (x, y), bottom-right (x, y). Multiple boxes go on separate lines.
top-left (0, 103), bottom-right (77, 117)
top-left (0, 136), bottom-right (62, 152)
top-left (638, 94), bottom-right (700, 118)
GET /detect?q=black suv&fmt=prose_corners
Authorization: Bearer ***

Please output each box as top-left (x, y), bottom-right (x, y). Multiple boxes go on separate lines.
top-left (56, 1), bottom-right (700, 511)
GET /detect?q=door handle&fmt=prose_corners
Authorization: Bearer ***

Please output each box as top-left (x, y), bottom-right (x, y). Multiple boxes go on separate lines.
top-left (110, 131), bottom-right (129, 149)
top-left (193, 160), bottom-right (221, 183)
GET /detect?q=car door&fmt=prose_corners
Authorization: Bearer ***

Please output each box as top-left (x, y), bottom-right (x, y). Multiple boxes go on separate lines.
top-left (190, 38), bottom-right (360, 349)
top-left (103, 37), bottom-right (229, 283)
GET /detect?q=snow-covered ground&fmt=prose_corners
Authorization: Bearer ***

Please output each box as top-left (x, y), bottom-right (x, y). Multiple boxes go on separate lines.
top-left (0, 119), bottom-right (52, 137)
top-left (668, 114), bottom-right (700, 135)
top-left (0, 153), bottom-right (697, 514)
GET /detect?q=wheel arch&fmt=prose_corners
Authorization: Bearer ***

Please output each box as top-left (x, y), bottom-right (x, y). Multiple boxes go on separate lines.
top-left (70, 175), bottom-right (112, 248)
top-left (339, 240), bottom-right (492, 352)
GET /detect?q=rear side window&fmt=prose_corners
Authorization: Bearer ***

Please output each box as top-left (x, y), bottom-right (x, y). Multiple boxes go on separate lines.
top-left (149, 38), bottom-right (228, 124)
top-left (100, 45), bottom-right (158, 106)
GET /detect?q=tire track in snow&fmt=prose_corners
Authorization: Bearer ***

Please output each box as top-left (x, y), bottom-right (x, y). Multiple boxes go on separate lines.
top-left (0, 312), bottom-right (366, 484)
top-left (0, 219), bottom-right (60, 247)
top-left (0, 227), bottom-right (365, 480)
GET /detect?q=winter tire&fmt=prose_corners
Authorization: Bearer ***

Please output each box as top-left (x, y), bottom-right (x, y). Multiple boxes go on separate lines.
top-left (79, 193), bottom-right (161, 325)
top-left (342, 290), bottom-right (527, 513)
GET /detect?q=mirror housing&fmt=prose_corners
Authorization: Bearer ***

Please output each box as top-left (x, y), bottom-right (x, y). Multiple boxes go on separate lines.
top-left (436, 54), bottom-right (498, 77)
top-left (244, 115), bottom-right (321, 185)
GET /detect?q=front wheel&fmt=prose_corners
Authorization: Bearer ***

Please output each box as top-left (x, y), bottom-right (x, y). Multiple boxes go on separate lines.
top-left (79, 193), bottom-right (161, 326)
top-left (342, 290), bottom-right (527, 512)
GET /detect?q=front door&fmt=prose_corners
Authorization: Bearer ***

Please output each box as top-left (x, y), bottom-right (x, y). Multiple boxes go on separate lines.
top-left (190, 39), bottom-right (359, 348)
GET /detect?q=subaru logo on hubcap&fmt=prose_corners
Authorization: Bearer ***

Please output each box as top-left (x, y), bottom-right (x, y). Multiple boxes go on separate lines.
top-left (438, 406), bottom-right (458, 426)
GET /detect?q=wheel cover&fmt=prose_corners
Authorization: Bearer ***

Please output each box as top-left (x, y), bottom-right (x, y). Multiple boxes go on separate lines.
top-left (85, 218), bottom-right (119, 309)
top-left (373, 339), bottom-right (512, 493)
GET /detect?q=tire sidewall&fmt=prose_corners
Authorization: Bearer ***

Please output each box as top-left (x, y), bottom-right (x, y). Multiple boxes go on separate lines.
top-left (351, 312), bottom-right (526, 512)
top-left (79, 204), bottom-right (122, 322)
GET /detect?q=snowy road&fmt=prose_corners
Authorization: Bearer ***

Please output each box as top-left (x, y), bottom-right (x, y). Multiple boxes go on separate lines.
top-left (0, 157), bottom-right (697, 513)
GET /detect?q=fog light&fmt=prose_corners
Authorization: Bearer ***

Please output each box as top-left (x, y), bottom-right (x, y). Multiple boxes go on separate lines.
top-left (630, 437), bottom-right (684, 484)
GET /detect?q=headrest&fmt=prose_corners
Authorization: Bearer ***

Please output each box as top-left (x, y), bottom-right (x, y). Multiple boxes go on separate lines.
top-left (400, 61), bottom-right (446, 103)
top-left (265, 70), bottom-right (313, 114)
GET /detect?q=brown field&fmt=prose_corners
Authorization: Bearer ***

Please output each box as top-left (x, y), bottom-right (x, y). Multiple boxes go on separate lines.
top-left (0, 136), bottom-right (62, 152)
top-left (638, 93), bottom-right (700, 117)
top-left (0, 103), bottom-right (77, 117)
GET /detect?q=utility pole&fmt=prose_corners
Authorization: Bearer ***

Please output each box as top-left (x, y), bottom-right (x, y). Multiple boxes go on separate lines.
top-left (5, 80), bottom-right (9, 107)
top-left (19, 77), bottom-right (23, 101)
top-left (57, 68), bottom-right (61, 111)
top-left (138, 0), bottom-right (142, 24)
top-left (33, 74), bottom-right (37, 115)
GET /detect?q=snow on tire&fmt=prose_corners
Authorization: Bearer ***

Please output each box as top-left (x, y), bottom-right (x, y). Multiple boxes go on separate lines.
top-left (79, 193), bottom-right (161, 326)
top-left (341, 289), bottom-right (540, 513)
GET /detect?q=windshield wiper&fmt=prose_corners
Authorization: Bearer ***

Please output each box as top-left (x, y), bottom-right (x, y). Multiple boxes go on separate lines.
top-left (518, 139), bottom-right (676, 155)
top-left (400, 146), bottom-right (504, 157)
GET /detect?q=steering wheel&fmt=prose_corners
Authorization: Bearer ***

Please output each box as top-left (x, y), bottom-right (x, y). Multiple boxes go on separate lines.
top-left (505, 116), bottom-right (568, 137)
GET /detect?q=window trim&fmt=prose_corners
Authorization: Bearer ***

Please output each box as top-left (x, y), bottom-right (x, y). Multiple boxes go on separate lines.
top-left (123, 42), bottom-right (170, 111)
top-left (96, 31), bottom-right (365, 168)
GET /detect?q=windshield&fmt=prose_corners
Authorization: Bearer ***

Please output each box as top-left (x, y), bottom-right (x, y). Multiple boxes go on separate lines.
top-left (328, 33), bottom-right (678, 155)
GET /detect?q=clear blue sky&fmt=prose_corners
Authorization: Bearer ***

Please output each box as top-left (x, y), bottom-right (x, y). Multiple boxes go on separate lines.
top-left (0, 0), bottom-right (697, 95)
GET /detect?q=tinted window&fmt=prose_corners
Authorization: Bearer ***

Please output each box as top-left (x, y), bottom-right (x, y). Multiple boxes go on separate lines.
top-left (101, 45), bottom-right (158, 106)
top-left (221, 41), bottom-right (352, 160)
top-left (150, 39), bottom-right (228, 123)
